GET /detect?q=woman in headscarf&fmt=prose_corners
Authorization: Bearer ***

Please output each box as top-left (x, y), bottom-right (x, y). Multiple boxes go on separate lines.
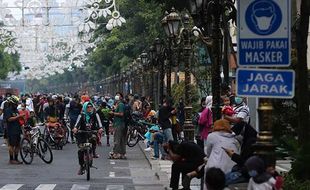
top-left (198, 96), bottom-right (213, 153)
top-left (205, 119), bottom-right (239, 174)
top-left (72, 101), bottom-right (103, 175)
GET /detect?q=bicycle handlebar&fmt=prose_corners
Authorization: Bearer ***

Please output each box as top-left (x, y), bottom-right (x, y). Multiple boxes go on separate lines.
top-left (77, 130), bottom-right (98, 133)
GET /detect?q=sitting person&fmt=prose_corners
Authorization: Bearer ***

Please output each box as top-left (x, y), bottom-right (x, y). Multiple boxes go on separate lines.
top-left (224, 121), bottom-right (257, 185)
top-left (165, 140), bottom-right (205, 190)
top-left (205, 119), bottom-right (239, 174)
top-left (44, 97), bottom-right (63, 138)
top-left (144, 119), bottom-right (160, 152)
top-left (245, 156), bottom-right (281, 190)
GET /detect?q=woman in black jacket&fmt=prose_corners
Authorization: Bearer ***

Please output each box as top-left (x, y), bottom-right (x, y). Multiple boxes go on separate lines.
top-left (72, 101), bottom-right (103, 175)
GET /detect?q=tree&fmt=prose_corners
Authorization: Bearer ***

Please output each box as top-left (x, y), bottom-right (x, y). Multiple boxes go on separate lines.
top-left (0, 46), bottom-right (20, 79)
top-left (291, 0), bottom-right (310, 180)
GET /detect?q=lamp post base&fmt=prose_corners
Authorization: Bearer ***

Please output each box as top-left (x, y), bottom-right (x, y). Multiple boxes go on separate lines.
top-left (254, 99), bottom-right (276, 167)
top-left (183, 106), bottom-right (194, 141)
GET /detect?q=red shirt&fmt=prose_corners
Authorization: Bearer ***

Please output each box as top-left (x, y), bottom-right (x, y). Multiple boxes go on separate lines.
top-left (18, 109), bottom-right (30, 126)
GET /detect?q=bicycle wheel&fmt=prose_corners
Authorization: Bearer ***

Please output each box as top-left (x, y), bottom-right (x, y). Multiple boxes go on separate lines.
top-left (20, 138), bottom-right (34, 164)
top-left (85, 150), bottom-right (91, 181)
top-left (127, 127), bottom-right (139, 147)
top-left (38, 138), bottom-right (53, 164)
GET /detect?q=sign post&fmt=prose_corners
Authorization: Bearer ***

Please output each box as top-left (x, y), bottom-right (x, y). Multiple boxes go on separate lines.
top-left (236, 68), bottom-right (295, 98)
top-left (237, 0), bottom-right (292, 167)
top-left (238, 0), bottom-right (291, 67)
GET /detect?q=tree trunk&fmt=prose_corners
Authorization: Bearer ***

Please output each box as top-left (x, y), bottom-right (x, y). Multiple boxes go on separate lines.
top-left (292, 0), bottom-right (310, 180)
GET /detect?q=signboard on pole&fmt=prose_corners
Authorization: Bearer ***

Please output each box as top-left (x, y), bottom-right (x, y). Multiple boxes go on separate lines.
top-left (238, 0), bottom-right (291, 67)
top-left (236, 68), bottom-right (295, 98)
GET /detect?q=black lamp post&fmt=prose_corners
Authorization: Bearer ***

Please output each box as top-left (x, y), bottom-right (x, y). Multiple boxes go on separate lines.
top-left (126, 68), bottom-right (131, 94)
top-left (163, 8), bottom-right (195, 141)
top-left (162, 8), bottom-right (181, 97)
top-left (188, 0), bottom-right (236, 121)
top-left (154, 38), bottom-right (165, 105)
top-left (140, 51), bottom-right (148, 96)
top-left (148, 45), bottom-right (158, 107)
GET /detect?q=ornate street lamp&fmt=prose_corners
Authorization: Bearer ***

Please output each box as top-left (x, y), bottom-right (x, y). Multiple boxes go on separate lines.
top-left (162, 8), bottom-right (181, 98)
top-left (148, 45), bottom-right (156, 66)
top-left (140, 52), bottom-right (148, 65)
top-left (166, 7), bottom-right (181, 38)
top-left (161, 11), bottom-right (170, 37)
top-left (140, 52), bottom-right (148, 96)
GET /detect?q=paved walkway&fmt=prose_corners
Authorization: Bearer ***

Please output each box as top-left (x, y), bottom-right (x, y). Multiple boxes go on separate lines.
top-left (137, 141), bottom-right (292, 190)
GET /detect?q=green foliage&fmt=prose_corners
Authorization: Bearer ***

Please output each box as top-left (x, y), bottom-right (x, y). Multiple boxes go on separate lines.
top-left (171, 81), bottom-right (200, 111)
top-left (0, 46), bottom-right (21, 79)
top-left (284, 172), bottom-right (310, 190)
top-left (87, 0), bottom-right (165, 80)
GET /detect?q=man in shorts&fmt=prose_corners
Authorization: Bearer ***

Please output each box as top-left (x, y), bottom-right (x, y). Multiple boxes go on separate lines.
top-left (4, 96), bottom-right (24, 164)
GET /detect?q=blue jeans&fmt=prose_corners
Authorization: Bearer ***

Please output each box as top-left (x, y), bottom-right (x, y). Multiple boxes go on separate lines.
top-left (225, 171), bottom-right (248, 185)
top-left (153, 132), bottom-right (164, 158)
top-left (0, 120), bottom-right (3, 134)
top-left (163, 128), bottom-right (174, 142)
top-left (153, 128), bottom-right (174, 158)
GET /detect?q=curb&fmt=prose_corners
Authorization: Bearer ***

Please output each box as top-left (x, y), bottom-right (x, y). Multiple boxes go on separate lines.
top-left (137, 141), bottom-right (171, 189)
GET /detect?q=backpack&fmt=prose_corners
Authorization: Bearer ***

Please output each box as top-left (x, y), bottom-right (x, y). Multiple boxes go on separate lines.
top-left (124, 104), bottom-right (132, 125)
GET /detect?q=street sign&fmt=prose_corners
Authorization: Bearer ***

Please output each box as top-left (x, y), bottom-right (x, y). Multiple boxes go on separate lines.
top-left (237, 0), bottom-right (291, 67)
top-left (236, 68), bottom-right (295, 98)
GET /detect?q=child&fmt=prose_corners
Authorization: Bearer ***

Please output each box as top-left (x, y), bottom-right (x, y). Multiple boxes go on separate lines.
top-left (144, 117), bottom-right (159, 152)
top-left (245, 156), bottom-right (281, 190)
top-left (27, 111), bottom-right (37, 127)
top-left (18, 103), bottom-right (30, 127)
top-left (222, 96), bottom-right (234, 117)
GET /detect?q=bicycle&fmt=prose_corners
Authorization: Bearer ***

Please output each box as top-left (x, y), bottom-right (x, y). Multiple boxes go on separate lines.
top-left (127, 119), bottom-right (150, 147)
top-left (77, 130), bottom-right (98, 181)
top-left (20, 125), bottom-right (53, 164)
top-left (62, 117), bottom-right (71, 144)
top-left (43, 121), bottom-right (65, 150)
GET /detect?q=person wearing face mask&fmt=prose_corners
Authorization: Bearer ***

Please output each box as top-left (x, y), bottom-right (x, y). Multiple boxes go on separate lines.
top-left (109, 92), bottom-right (127, 159)
top-left (18, 103), bottom-right (30, 127)
top-left (245, 156), bottom-right (278, 190)
top-left (224, 96), bottom-right (250, 126)
top-left (72, 101), bottom-right (104, 175)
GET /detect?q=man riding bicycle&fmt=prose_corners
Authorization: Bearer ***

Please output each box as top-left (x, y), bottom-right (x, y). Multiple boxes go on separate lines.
top-left (72, 101), bottom-right (103, 175)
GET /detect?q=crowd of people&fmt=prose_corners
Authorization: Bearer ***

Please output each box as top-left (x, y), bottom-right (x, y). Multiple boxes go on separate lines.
top-left (0, 90), bottom-right (284, 189)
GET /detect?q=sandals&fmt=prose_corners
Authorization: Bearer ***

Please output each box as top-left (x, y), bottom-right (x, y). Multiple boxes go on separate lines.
top-left (108, 153), bottom-right (122, 159)
top-left (108, 153), bottom-right (127, 159)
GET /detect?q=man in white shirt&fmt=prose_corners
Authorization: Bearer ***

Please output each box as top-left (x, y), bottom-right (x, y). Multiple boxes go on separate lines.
top-left (224, 96), bottom-right (251, 126)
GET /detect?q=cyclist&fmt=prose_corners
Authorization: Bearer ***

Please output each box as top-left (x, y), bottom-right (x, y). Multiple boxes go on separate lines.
top-left (72, 101), bottom-right (103, 175)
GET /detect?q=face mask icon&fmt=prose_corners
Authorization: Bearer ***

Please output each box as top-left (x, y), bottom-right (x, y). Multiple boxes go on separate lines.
top-left (249, 0), bottom-right (278, 35)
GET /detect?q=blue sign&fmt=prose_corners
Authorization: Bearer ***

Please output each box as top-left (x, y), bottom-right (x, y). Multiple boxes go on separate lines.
top-left (238, 0), bottom-right (291, 67)
top-left (236, 68), bottom-right (295, 99)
